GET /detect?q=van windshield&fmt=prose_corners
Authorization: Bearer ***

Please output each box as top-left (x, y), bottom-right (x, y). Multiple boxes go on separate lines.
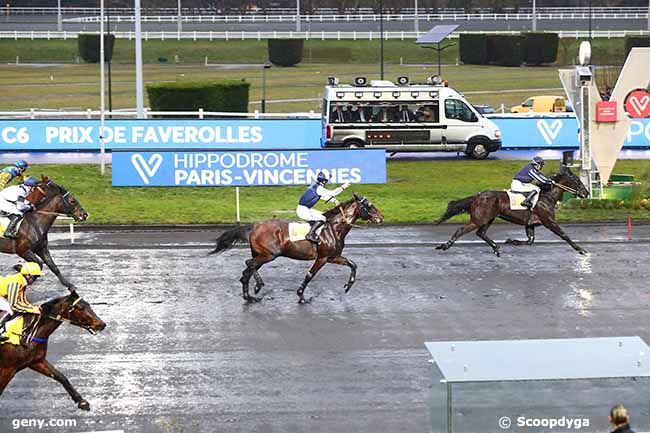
top-left (444, 99), bottom-right (478, 122)
top-left (326, 101), bottom-right (440, 123)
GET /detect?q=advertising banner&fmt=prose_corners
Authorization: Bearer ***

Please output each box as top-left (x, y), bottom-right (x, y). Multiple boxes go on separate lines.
top-left (492, 116), bottom-right (650, 149)
top-left (112, 149), bottom-right (386, 187)
top-left (0, 119), bottom-right (321, 151)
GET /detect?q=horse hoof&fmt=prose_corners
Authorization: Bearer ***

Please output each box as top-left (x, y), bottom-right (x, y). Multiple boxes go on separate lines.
top-left (504, 238), bottom-right (514, 245)
top-left (254, 284), bottom-right (265, 295)
top-left (245, 296), bottom-right (261, 303)
top-left (578, 248), bottom-right (588, 255)
top-left (78, 400), bottom-right (90, 411)
top-left (494, 250), bottom-right (501, 257)
top-left (435, 244), bottom-right (447, 251)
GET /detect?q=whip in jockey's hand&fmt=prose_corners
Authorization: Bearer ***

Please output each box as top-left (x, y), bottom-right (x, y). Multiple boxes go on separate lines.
top-left (296, 172), bottom-right (349, 243)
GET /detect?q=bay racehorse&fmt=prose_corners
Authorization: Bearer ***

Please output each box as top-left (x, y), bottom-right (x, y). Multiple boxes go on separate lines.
top-left (210, 193), bottom-right (383, 303)
top-left (0, 291), bottom-right (106, 410)
top-left (435, 168), bottom-right (589, 256)
top-left (2, 177), bottom-right (88, 290)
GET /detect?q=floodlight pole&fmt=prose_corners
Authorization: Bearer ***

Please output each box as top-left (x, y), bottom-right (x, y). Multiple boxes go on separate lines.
top-left (57, 0), bottom-right (62, 31)
top-left (177, 0), bottom-right (182, 33)
top-left (532, 0), bottom-right (536, 31)
top-left (107, 1), bottom-right (113, 116)
top-left (414, 0), bottom-right (419, 34)
top-left (100, 0), bottom-right (106, 176)
top-left (379, 0), bottom-right (384, 80)
top-left (135, 0), bottom-right (144, 118)
top-left (589, 0), bottom-right (592, 42)
top-left (296, 0), bottom-right (300, 32)
top-left (647, 0), bottom-right (649, 31)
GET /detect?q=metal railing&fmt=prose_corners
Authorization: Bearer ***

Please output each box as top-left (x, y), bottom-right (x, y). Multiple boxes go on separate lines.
top-left (0, 109), bottom-right (321, 120)
top-left (3, 6), bottom-right (649, 16)
top-left (1, 29), bottom-right (649, 41)
top-left (63, 11), bottom-right (650, 24)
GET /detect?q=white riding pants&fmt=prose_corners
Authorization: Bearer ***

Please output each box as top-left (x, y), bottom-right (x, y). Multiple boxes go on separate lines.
top-left (296, 205), bottom-right (326, 222)
top-left (511, 180), bottom-right (541, 207)
top-left (0, 200), bottom-right (20, 216)
top-left (0, 297), bottom-right (13, 315)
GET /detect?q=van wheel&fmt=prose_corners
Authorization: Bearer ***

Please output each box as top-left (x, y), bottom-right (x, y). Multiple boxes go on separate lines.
top-left (468, 141), bottom-right (489, 160)
top-left (345, 140), bottom-right (365, 148)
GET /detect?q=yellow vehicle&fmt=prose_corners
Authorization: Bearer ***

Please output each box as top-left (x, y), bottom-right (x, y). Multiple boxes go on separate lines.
top-left (510, 95), bottom-right (567, 113)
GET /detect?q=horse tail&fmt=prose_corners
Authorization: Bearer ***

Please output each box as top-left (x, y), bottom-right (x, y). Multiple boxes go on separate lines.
top-left (209, 224), bottom-right (251, 255)
top-left (435, 195), bottom-right (476, 224)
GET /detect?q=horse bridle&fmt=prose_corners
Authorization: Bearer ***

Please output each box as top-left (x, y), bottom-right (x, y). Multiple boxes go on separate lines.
top-left (27, 296), bottom-right (96, 344)
top-left (34, 182), bottom-right (77, 217)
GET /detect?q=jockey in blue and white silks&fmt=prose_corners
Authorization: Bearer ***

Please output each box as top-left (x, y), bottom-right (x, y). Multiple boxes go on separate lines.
top-left (0, 176), bottom-right (38, 238)
top-left (296, 171), bottom-right (350, 243)
top-left (511, 156), bottom-right (553, 209)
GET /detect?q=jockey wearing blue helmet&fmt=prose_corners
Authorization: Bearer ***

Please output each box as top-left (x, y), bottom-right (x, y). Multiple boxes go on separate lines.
top-left (512, 156), bottom-right (554, 209)
top-left (0, 176), bottom-right (38, 239)
top-left (0, 160), bottom-right (29, 191)
top-left (296, 171), bottom-right (351, 243)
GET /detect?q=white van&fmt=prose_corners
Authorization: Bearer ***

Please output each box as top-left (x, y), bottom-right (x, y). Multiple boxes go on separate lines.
top-left (321, 76), bottom-right (502, 159)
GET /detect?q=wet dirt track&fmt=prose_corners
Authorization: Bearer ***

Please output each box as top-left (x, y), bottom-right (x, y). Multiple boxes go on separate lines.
top-left (1, 223), bottom-right (649, 433)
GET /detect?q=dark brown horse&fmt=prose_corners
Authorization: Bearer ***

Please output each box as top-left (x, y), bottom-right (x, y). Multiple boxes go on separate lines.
top-left (210, 193), bottom-right (384, 303)
top-left (0, 291), bottom-right (106, 410)
top-left (2, 177), bottom-right (88, 290)
top-left (435, 168), bottom-right (589, 256)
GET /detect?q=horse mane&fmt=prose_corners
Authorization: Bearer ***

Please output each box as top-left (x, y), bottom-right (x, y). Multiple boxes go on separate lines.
top-left (323, 198), bottom-right (356, 218)
top-left (40, 293), bottom-right (76, 316)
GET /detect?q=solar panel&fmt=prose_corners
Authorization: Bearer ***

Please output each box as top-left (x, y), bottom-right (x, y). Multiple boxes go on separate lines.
top-left (416, 24), bottom-right (460, 44)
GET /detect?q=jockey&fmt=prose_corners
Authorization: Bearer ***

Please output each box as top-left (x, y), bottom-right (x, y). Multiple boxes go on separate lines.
top-left (512, 156), bottom-right (554, 209)
top-left (0, 160), bottom-right (29, 190)
top-left (0, 175), bottom-right (39, 239)
top-left (296, 171), bottom-right (350, 243)
top-left (0, 261), bottom-right (43, 343)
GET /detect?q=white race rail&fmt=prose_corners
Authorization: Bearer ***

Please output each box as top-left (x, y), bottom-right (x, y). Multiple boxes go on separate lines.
top-left (1, 30), bottom-right (649, 40)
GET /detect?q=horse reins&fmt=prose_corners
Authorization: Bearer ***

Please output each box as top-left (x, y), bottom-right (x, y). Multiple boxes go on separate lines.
top-left (26, 297), bottom-right (88, 344)
top-left (554, 182), bottom-right (578, 195)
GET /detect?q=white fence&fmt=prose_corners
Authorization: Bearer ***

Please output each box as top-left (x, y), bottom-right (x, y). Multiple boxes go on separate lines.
top-left (0, 109), bottom-right (321, 120)
top-left (4, 6), bottom-right (650, 16)
top-left (1, 29), bottom-right (649, 41)
top-left (63, 11), bottom-right (650, 24)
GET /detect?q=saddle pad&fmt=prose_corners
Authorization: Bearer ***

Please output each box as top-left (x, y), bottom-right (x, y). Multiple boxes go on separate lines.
top-left (288, 222), bottom-right (324, 242)
top-left (0, 216), bottom-right (23, 239)
top-left (288, 222), bottom-right (311, 242)
top-left (506, 190), bottom-right (528, 211)
top-left (0, 315), bottom-right (24, 346)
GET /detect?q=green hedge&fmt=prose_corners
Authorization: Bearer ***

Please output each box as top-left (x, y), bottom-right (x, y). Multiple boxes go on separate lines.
top-left (459, 34), bottom-right (488, 65)
top-left (625, 36), bottom-right (650, 57)
top-left (146, 80), bottom-right (250, 112)
top-left (268, 39), bottom-right (304, 66)
top-left (523, 32), bottom-right (558, 65)
top-left (487, 35), bottom-right (524, 66)
top-left (77, 33), bottom-right (115, 63)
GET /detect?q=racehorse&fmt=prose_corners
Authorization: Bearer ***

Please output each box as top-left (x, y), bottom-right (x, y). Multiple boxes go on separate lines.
top-left (0, 291), bottom-right (106, 410)
top-left (435, 168), bottom-right (589, 256)
top-left (210, 193), bottom-right (384, 303)
top-left (1, 176), bottom-right (88, 290)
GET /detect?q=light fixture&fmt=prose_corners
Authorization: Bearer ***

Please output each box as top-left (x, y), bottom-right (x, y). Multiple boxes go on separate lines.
top-left (427, 75), bottom-right (442, 85)
top-left (336, 92), bottom-right (345, 98)
top-left (327, 76), bottom-right (339, 85)
top-left (355, 92), bottom-right (363, 99)
top-left (397, 76), bottom-right (409, 85)
top-left (392, 91), bottom-right (400, 98)
top-left (373, 92), bottom-right (382, 99)
top-left (354, 76), bottom-right (368, 86)
top-left (429, 91), bottom-right (439, 98)
top-left (411, 91), bottom-right (419, 98)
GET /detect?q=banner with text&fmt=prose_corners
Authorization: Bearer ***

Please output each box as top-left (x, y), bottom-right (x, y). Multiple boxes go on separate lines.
top-left (492, 116), bottom-right (650, 149)
top-left (112, 149), bottom-right (386, 187)
top-left (0, 119), bottom-right (320, 151)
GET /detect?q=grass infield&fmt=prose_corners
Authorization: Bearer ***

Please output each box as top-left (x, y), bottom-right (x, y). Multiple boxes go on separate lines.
top-left (32, 159), bottom-right (649, 225)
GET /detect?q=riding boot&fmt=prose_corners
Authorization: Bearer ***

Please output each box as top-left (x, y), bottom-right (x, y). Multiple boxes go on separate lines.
top-left (3, 214), bottom-right (21, 239)
top-left (0, 313), bottom-right (12, 343)
top-left (305, 221), bottom-right (325, 243)
top-left (522, 191), bottom-right (538, 210)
